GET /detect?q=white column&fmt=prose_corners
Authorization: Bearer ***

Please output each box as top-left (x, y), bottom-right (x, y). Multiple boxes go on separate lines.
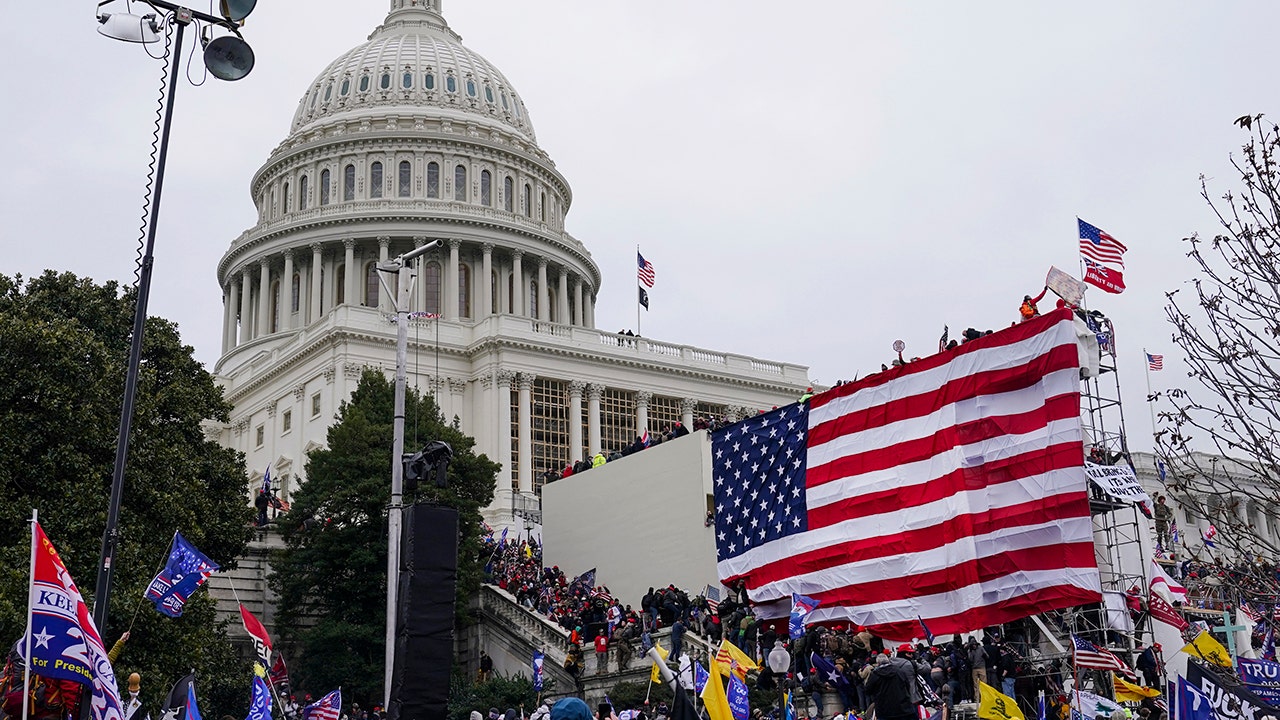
top-left (496, 370), bottom-right (514, 492)
top-left (446, 238), bottom-right (461, 319)
top-left (511, 249), bottom-right (525, 317)
top-left (557, 267), bottom-right (569, 324)
top-left (586, 290), bottom-right (596, 329)
top-left (239, 267), bottom-right (253, 343)
top-left (412, 237), bottom-right (428, 312)
top-left (309, 242), bottom-right (323, 322)
top-left (569, 380), bottom-right (585, 463)
top-left (636, 391), bottom-right (651, 439)
top-left (517, 372), bottom-right (533, 492)
top-left (481, 243), bottom-right (494, 317)
top-left (343, 238), bottom-right (357, 306)
top-left (587, 383), bottom-right (603, 456)
top-left (223, 280), bottom-right (237, 352)
top-left (281, 250), bottom-right (294, 331)
top-left (573, 277), bottom-right (584, 327)
top-left (256, 259), bottom-right (271, 336)
top-left (681, 398), bottom-right (696, 432)
top-left (378, 236), bottom-right (392, 310)
top-left (536, 257), bottom-right (549, 321)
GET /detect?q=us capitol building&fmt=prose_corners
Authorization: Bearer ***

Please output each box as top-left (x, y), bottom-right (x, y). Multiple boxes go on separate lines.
top-left (212, 0), bottom-right (810, 525)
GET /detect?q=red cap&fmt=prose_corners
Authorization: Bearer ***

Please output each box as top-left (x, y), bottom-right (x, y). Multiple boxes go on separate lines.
top-left (898, 643), bottom-right (913, 652)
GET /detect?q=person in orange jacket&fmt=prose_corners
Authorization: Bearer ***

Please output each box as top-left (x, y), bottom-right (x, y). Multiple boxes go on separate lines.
top-left (1020, 287), bottom-right (1048, 321)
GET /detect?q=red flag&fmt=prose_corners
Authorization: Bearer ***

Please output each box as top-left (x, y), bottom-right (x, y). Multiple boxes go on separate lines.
top-left (1083, 259), bottom-right (1126, 294)
top-left (1148, 590), bottom-right (1189, 631)
top-left (240, 603), bottom-right (273, 664)
top-left (269, 654), bottom-right (290, 690)
top-left (27, 522), bottom-right (126, 720)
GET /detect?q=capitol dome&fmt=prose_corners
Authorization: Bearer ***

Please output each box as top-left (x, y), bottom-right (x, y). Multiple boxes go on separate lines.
top-left (290, 0), bottom-right (536, 143)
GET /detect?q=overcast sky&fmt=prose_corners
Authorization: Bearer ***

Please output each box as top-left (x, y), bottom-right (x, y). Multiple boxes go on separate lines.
top-left (4, 2), bottom-right (1277, 452)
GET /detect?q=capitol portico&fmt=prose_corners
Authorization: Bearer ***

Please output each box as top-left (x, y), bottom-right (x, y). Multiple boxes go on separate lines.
top-left (212, 0), bottom-right (810, 523)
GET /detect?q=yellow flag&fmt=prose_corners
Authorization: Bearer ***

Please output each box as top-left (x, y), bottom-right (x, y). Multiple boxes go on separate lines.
top-left (701, 647), bottom-right (735, 720)
top-left (1113, 676), bottom-right (1161, 703)
top-left (715, 639), bottom-right (758, 678)
top-left (1181, 631), bottom-right (1233, 668)
top-left (978, 681), bottom-right (1026, 720)
top-left (650, 642), bottom-right (669, 684)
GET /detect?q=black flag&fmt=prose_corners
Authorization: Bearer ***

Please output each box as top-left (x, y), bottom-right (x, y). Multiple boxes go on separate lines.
top-left (639, 287), bottom-right (649, 310)
top-left (160, 674), bottom-right (201, 720)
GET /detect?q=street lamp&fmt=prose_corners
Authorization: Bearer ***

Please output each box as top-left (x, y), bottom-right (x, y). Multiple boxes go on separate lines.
top-left (91, 0), bottom-right (259, 639)
top-left (767, 640), bottom-right (791, 719)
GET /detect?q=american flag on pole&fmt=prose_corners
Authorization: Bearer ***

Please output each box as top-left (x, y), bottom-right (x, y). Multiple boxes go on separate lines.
top-left (1079, 219), bottom-right (1127, 294)
top-left (637, 251), bottom-right (655, 288)
top-left (1147, 353), bottom-right (1164, 371)
top-left (303, 690), bottom-right (341, 720)
top-left (1071, 634), bottom-right (1136, 679)
top-left (710, 308), bottom-right (1101, 641)
top-left (704, 584), bottom-right (721, 614)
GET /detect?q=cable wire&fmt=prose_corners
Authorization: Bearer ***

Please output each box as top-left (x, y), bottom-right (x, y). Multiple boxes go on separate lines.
top-left (133, 19), bottom-right (175, 285)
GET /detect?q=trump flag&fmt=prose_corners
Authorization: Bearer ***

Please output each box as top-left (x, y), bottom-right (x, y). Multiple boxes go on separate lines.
top-left (145, 532), bottom-right (219, 618)
top-left (710, 308), bottom-right (1101, 641)
top-left (26, 521), bottom-right (125, 720)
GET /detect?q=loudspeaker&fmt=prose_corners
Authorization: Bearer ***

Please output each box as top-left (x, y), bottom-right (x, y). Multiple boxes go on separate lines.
top-left (388, 504), bottom-right (458, 720)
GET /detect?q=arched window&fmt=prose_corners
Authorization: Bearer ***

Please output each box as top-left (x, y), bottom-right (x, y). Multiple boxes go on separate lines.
top-left (291, 273), bottom-right (301, 314)
top-left (480, 170), bottom-right (492, 206)
top-left (523, 184), bottom-right (532, 218)
top-left (335, 264), bottom-right (346, 304)
top-left (299, 175), bottom-right (309, 210)
top-left (484, 85), bottom-right (494, 103)
top-left (270, 281), bottom-right (280, 332)
top-left (340, 78), bottom-right (350, 96)
top-left (402, 71), bottom-right (413, 89)
top-left (359, 74), bottom-right (370, 92)
top-left (323, 83), bottom-right (332, 102)
top-left (445, 75), bottom-right (457, 93)
top-left (529, 280), bottom-right (538, 319)
top-left (343, 164), bottom-right (355, 201)
top-left (370, 162), bottom-right (383, 198)
top-left (282, 182), bottom-right (290, 214)
top-left (364, 263), bottom-right (379, 307)
top-left (503, 177), bottom-right (513, 212)
top-left (454, 165), bottom-right (467, 201)
top-left (423, 261), bottom-right (442, 315)
top-left (466, 79), bottom-right (476, 97)
top-left (271, 186), bottom-right (277, 217)
top-left (500, 92), bottom-right (509, 110)
top-left (380, 72), bottom-right (391, 90)
top-left (320, 169), bottom-right (331, 205)
top-left (398, 161), bottom-right (411, 197)
top-left (491, 269), bottom-right (498, 315)
top-left (424, 73), bottom-right (435, 90)
top-left (459, 264), bottom-right (471, 318)
top-left (426, 162), bottom-right (439, 198)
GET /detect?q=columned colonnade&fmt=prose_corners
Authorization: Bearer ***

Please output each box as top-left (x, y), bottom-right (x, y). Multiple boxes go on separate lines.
top-left (221, 235), bottom-right (598, 352)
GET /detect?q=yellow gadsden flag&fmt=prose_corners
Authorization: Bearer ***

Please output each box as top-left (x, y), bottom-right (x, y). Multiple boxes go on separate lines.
top-left (978, 681), bottom-right (1026, 720)
top-left (1182, 631), bottom-right (1233, 668)
top-left (702, 653), bottom-right (734, 720)
top-left (650, 642), bottom-right (669, 684)
top-left (1114, 676), bottom-right (1162, 703)
top-left (715, 639), bottom-right (758, 679)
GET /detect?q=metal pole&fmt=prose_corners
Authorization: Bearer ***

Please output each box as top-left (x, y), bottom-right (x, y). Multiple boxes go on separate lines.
top-left (385, 261), bottom-right (415, 709)
top-left (91, 17), bottom-right (187, 636)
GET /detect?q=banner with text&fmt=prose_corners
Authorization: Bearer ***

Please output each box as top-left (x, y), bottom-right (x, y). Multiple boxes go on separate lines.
top-left (1085, 463), bottom-right (1152, 506)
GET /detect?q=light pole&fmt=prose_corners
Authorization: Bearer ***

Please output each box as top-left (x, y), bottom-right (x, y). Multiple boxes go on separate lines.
top-left (376, 239), bottom-right (442, 709)
top-left (91, 0), bottom-right (257, 638)
top-left (767, 640), bottom-right (792, 720)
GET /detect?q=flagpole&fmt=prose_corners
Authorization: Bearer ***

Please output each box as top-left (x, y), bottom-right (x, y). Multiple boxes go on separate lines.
top-left (23, 509), bottom-right (36, 720)
top-left (636, 245), bottom-right (641, 336)
top-left (1143, 348), bottom-right (1159, 448)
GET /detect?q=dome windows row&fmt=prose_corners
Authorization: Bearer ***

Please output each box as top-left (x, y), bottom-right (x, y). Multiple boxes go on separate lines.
top-left (302, 64), bottom-right (524, 128)
top-left (258, 157), bottom-right (559, 227)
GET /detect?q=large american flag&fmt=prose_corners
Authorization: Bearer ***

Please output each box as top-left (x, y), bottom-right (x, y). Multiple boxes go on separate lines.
top-left (1079, 219), bottom-right (1127, 294)
top-left (303, 690), bottom-right (342, 720)
top-left (637, 251), bottom-right (655, 288)
top-left (1071, 635), bottom-right (1136, 678)
top-left (709, 308), bottom-right (1101, 641)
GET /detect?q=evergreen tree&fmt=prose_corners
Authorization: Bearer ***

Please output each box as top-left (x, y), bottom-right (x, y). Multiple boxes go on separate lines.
top-left (0, 271), bottom-right (255, 716)
top-left (270, 370), bottom-right (498, 706)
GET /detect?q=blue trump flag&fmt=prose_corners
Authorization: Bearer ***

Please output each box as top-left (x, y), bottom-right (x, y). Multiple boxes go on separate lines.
top-left (145, 532), bottom-right (219, 617)
top-left (694, 662), bottom-right (710, 693)
top-left (790, 593), bottom-right (819, 638)
top-left (246, 676), bottom-right (272, 720)
top-left (161, 674), bottom-right (203, 720)
top-left (532, 650), bottom-right (545, 692)
top-left (727, 673), bottom-right (750, 720)
top-left (1177, 676), bottom-right (1215, 720)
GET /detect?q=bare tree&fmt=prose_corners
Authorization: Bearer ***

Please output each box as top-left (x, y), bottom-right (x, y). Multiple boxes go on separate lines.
top-left (1158, 114), bottom-right (1280, 576)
